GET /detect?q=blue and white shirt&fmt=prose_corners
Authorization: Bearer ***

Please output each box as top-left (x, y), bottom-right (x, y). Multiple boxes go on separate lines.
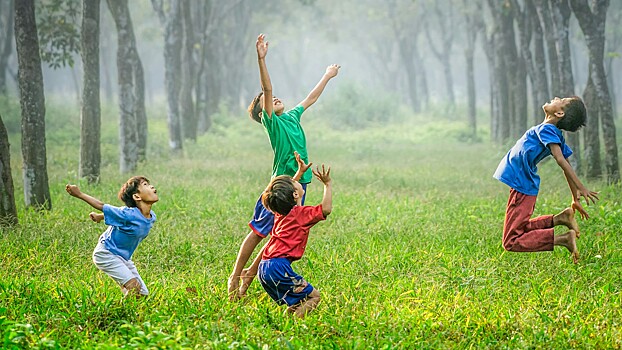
top-left (493, 123), bottom-right (573, 196)
top-left (99, 204), bottom-right (156, 260)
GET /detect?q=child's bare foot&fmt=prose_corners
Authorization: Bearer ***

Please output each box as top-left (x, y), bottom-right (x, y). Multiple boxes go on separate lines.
top-left (238, 269), bottom-right (256, 297)
top-left (554, 208), bottom-right (580, 238)
top-left (227, 275), bottom-right (240, 301)
top-left (555, 230), bottom-right (579, 264)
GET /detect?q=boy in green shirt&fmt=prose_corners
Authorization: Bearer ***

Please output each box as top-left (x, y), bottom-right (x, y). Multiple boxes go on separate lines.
top-left (228, 33), bottom-right (340, 300)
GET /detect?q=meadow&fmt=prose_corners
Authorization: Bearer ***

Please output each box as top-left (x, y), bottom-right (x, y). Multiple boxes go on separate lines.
top-left (1, 96), bottom-right (621, 349)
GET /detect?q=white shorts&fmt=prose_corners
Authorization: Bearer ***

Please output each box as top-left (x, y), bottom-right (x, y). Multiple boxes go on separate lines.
top-left (92, 242), bottom-right (149, 295)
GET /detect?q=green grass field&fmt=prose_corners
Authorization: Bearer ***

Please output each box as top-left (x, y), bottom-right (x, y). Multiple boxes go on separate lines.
top-left (1, 98), bottom-right (621, 349)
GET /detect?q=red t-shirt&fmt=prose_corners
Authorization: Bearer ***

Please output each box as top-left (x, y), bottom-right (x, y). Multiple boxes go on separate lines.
top-left (262, 205), bottom-right (326, 261)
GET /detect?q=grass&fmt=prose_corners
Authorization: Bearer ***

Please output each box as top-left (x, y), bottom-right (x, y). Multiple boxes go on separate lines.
top-left (1, 97), bottom-right (621, 349)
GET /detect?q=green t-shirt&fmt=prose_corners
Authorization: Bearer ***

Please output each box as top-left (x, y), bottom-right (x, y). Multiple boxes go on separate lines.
top-left (261, 105), bottom-right (312, 183)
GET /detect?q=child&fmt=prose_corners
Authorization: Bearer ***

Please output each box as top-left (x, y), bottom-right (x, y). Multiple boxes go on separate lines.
top-left (493, 96), bottom-right (599, 263)
top-left (258, 161), bottom-right (332, 318)
top-left (66, 176), bottom-right (158, 296)
top-left (228, 33), bottom-right (340, 299)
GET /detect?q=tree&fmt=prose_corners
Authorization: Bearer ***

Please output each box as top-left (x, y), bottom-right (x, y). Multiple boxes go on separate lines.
top-left (0, 114), bottom-right (17, 226)
top-left (570, 0), bottom-right (620, 183)
top-left (106, 0), bottom-right (143, 173)
top-left (15, 0), bottom-right (51, 210)
top-left (151, 0), bottom-right (183, 153)
top-left (462, 0), bottom-right (483, 138)
top-left (180, 0), bottom-right (196, 141)
top-left (0, 0), bottom-right (14, 95)
top-left (424, 0), bottom-right (456, 109)
top-left (80, 0), bottom-right (101, 183)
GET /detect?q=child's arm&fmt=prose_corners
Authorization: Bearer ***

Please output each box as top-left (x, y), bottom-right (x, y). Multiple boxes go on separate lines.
top-left (256, 34), bottom-right (273, 118)
top-left (299, 64), bottom-right (340, 111)
top-left (292, 151), bottom-right (312, 182)
top-left (312, 164), bottom-right (332, 216)
top-left (549, 144), bottom-right (599, 218)
top-left (65, 184), bottom-right (105, 211)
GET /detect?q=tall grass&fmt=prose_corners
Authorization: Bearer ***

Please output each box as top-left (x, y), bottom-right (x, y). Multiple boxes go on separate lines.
top-left (1, 97), bottom-right (621, 349)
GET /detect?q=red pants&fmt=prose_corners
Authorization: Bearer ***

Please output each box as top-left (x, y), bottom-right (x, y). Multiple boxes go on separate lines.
top-left (502, 189), bottom-right (554, 252)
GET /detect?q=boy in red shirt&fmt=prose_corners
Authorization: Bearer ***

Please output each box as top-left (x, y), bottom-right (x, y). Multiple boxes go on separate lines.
top-left (258, 160), bottom-right (332, 318)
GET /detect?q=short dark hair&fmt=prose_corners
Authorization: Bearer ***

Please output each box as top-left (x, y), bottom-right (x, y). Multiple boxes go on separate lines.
top-left (248, 92), bottom-right (263, 123)
top-left (557, 96), bottom-right (586, 132)
top-left (118, 176), bottom-right (149, 207)
top-left (262, 175), bottom-right (296, 216)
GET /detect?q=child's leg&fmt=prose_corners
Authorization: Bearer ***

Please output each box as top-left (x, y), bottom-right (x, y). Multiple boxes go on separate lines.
top-left (239, 242), bottom-right (268, 296)
top-left (228, 231), bottom-right (263, 299)
top-left (92, 243), bottom-right (147, 296)
top-left (289, 288), bottom-right (321, 318)
top-left (503, 190), bottom-right (555, 252)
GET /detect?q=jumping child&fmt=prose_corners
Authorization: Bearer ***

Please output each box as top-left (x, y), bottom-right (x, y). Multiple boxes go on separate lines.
top-left (228, 33), bottom-right (340, 299)
top-left (493, 96), bottom-right (599, 263)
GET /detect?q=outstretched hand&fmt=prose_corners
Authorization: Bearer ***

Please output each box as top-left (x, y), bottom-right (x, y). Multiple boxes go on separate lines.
top-left (89, 212), bottom-right (104, 223)
top-left (577, 188), bottom-right (599, 206)
top-left (312, 164), bottom-right (331, 185)
top-left (325, 64), bottom-right (340, 78)
top-left (294, 151), bottom-right (312, 174)
top-left (256, 34), bottom-right (268, 59)
top-left (572, 199), bottom-right (589, 220)
top-left (65, 184), bottom-right (82, 198)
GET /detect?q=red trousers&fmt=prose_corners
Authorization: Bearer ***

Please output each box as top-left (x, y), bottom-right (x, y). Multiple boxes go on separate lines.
top-left (502, 189), bottom-right (554, 252)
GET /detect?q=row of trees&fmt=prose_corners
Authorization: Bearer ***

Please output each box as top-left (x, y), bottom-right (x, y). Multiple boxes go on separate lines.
top-left (0, 0), bottom-right (620, 226)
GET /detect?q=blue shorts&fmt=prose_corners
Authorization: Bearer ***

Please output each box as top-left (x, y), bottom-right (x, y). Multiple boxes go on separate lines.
top-left (249, 183), bottom-right (307, 237)
top-left (258, 257), bottom-right (314, 306)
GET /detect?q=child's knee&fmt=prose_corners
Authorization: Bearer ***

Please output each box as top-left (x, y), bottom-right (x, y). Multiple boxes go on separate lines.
top-left (308, 288), bottom-right (320, 301)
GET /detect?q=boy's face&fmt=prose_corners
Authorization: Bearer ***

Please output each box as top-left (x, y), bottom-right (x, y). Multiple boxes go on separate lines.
top-left (542, 97), bottom-right (572, 117)
top-left (261, 96), bottom-right (284, 114)
top-left (134, 181), bottom-right (158, 204)
top-left (292, 181), bottom-right (304, 205)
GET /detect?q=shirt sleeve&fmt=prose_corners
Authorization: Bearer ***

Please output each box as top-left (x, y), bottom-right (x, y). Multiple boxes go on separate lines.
top-left (298, 204), bottom-right (326, 228)
top-left (287, 105), bottom-right (305, 122)
top-left (103, 204), bottom-right (128, 227)
top-left (536, 124), bottom-right (563, 147)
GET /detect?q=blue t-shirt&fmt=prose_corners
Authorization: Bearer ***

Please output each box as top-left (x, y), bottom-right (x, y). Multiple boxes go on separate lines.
top-left (99, 204), bottom-right (156, 260)
top-left (493, 123), bottom-right (573, 196)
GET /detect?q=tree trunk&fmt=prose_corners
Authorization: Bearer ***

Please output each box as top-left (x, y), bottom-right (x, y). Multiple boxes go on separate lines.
top-left (0, 114), bottom-right (17, 226)
top-left (180, 0), bottom-right (196, 141)
top-left (582, 75), bottom-right (601, 179)
top-left (107, 0), bottom-right (138, 173)
top-left (132, 51), bottom-right (147, 162)
top-left (526, 0), bottom-right (550, 125)
top-left (551, 0), bottom-right (581, 172)
top-left (0, 0), bottom-right (15, 95)
top-left (152, 0), bottom-right (183, 153)
top-left (424, 1), bottom-right (455, 109)
top-left (570, 0), bottom-right (619, 183)
top-left (15, 0), bottom-right (51, 210)
top-left (80, 0), bottom-right (101, 183)
top-left (534, 0), bottom-right (561, 98)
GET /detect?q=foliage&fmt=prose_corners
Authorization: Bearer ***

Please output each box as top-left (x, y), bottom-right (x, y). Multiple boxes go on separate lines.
top-left (36, 0), bottom-right (81, 69)
top-left (1, 99), bottom-right (622, 348)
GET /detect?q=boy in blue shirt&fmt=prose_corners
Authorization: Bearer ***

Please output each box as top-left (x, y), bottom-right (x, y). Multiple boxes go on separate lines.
top-left (66, 176), bottom-right (158, 296)
top-left (228, 33), bottom-right (340, 300)
top-left (493, 96), bottom-right (599, 263)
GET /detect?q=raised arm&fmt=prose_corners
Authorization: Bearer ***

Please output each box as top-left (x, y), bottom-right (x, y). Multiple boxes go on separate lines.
top-left (256, 34), bottom-right (273, 117)
top-left (292, 151), bottom-right (312, 182)
top-left (299, 64), bottom-right (340, 111)
top-left (66, 184), bottom-right (105, 211)
top-left (312, 164), bottom-right (332, 216)
top-left (549, 144), bottom-right (599, 219)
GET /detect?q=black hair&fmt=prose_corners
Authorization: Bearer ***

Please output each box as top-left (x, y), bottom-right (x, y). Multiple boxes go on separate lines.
top-left (118, 176), bottom-right (149, 207)
top-left (248, 92), bottom-right (263, 123)
top-left (261, 175), bottom-right (297, 216)
top-left (557, 96), bottom-right (587, 132)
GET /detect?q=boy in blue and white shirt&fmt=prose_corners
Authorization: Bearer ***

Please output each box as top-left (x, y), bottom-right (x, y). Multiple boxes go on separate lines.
top-left (66, 176), bottom-right (158, 296)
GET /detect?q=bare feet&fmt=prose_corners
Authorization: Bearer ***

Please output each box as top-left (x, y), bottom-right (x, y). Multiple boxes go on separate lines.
top-left (239, 269), bottom-right (256, 297)
top-left (554, 207), bottom-right (580, 238)
top-left (227, 275), bottom-right (240, 301)
top-left (554, 229), bottom-right (579, 264)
